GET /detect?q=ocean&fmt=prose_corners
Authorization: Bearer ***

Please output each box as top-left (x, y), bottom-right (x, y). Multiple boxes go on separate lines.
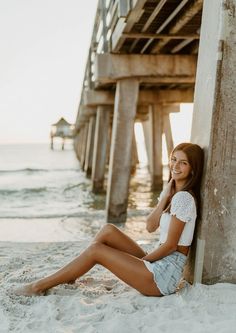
top-left (0, 143), bottom-right (161, 243)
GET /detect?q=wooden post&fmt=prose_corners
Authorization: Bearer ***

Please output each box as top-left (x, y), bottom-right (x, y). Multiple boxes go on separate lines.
top-left (106, 79), bottom-right (139, 223)
top-left (142, 119), bottom-right (151, 171)
top-left (76, 131), bottom-right (82, 162)
top-left (84, 116), bottom-right (96, 177)
top-left (186, 0), bottom-right (236, 284)
top-left (80, 123), bottom-right (89, 171)
top-left (92, 106), bottom-right (111, 193)
top-left (131, 129), bottom-right (139, 174)
top-left (73, 133), bottom-right (79, 160)
top-left (163, 110), bottom-right (174, 156)
top-left (149, 104), bottom-right (163, 190)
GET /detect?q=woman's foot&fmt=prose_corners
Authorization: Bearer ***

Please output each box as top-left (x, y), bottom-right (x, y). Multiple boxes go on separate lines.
top-left (14, 283), bottom-right (45, 296)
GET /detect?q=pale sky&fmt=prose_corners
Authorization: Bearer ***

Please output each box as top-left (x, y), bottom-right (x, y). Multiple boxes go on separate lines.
top-left (0, 0), bottom-right (98, 143)
top-left (0, 0), bottom-right (193, 145)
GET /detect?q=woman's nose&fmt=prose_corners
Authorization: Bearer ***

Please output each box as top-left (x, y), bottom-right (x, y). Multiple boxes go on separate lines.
top-left (173, 160), bottom-right (180, 167)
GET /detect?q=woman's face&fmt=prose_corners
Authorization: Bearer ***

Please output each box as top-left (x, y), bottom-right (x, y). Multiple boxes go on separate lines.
top-left (169, 150), bottom-right (192, 184)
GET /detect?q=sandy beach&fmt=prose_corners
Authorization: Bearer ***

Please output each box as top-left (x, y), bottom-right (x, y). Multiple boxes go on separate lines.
top-left (1, 145), bottom-right (235, 332)
top-left (1, 219), bottom-right (236, 333)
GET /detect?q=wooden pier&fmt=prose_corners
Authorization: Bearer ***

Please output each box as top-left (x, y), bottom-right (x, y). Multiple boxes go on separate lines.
top-left (50, 117), bottom-right (75, 150)
top-left (74, 0), bottom-right (236, 285)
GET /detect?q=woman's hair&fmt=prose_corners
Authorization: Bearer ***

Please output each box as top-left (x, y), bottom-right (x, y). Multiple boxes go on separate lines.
top-left (168, 142), bottom-right (204, 217)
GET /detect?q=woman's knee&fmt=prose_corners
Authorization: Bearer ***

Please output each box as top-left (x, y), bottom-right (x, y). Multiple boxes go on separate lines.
top-left (101, 223), bottom-right (117, 234)
top-left (97, 224), bottom-right (117, 241)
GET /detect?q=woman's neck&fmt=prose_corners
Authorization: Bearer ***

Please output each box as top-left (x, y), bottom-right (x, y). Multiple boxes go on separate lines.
top-left (175, 181), bottom-right (186, 192)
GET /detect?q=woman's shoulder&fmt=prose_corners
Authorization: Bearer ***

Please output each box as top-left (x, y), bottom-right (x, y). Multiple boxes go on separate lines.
top-left (172, 190), bottom-right (195, 203)
top-left (170, 191), bottom-right (197, 222)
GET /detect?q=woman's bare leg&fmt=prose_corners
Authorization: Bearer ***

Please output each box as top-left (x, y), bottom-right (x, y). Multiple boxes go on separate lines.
top-left (93, 224), bottom-right (146, 258)
top-left (65, 224), bottom-right (146, 285)
top-left (15, 224), bottom-right (159, 296)
top-left (15, 241), bottom-right (160, 297)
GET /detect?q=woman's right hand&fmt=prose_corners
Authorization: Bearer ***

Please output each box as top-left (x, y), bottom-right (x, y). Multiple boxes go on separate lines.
top-left (161, 178), bottom-right (175, 201)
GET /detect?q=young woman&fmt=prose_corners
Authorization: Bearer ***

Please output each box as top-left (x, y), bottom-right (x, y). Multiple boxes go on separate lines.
top-left (15, 142), bottom-right (204, 297)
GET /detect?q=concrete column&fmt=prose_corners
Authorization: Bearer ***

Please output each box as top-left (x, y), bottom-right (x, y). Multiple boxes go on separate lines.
top-left (80, 123), bottom-right (89, 171)
top-left (73, 132), bottom-right (80, 161)
top-left (106, 79), bottom-right (139, 223)
top-left (106, 119), bottom-right (113, 164)
top-left (149, 104), bottom-right (163, 190)
top-left (187, 0), bottom-right (236, 284)
top-left (78, 130), bottom-right (83, 161)
top-left (131, 130), bottom-right (139, 174)
top-left (142, 119), bottom-right (152, 170)
top-left (92, 106), bottom-right (111, 193)
top-left (163, 111), bottom-right (174, 156)
top-left (84, 116), bottom-right (96, 177)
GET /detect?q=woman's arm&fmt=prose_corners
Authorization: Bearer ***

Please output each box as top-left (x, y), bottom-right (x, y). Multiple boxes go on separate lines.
top-left (146, 179), bottom-right (174, 233)
top-left (143, 215), bottom-right (185, 261)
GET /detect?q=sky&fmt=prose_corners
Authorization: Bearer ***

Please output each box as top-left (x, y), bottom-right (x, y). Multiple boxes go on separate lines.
top-left (0, 0), bottom-right (98, 143)
top-left (0, 0), bottom-right (193, 145)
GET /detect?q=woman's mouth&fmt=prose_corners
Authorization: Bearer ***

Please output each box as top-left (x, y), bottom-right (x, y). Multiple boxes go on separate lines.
top-left (171, 170), bottom-right (181, 174)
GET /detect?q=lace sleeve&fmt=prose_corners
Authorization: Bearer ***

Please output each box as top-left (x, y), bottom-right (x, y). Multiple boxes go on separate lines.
top-left (170, 191), bottom-right (197, 223)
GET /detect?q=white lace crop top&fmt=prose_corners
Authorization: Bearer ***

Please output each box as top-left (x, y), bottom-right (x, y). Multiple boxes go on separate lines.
top-left (159, 191), bottom-right (197, 246)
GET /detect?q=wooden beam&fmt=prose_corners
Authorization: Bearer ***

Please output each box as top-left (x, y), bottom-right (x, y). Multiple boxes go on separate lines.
top-left (171, 39), bottom-right (195, 54)
top-left (94, 53), bottom-right (197, 84)
top-left (142, 0), bottom-right (167, 32)
top-left (140, 89), bottom-right (194, 104)
top-left (129, 0), bottom-right (167, 52)
top-left (123, 0), bottom-right (148, 32)
top-left (141, 0), bottom-right (189, 53)
top-left (118, 0), bottom-right (131, 17)
top-left (82, 88), bottom-right (194, 107)
top-left (83, 90), bottom-right (114, 106)
top-left (112, 0), bottom-right (148, 52)
top-left (112, 18), bottom-right (126, 52)
top-left (151, 0), bottom-right (203, 53)
top-left (122, 33), bottom-right (200, 39)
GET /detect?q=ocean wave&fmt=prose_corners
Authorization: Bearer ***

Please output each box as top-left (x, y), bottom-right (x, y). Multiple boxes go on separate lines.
top-left (0, 208), bottom-right (151, 220)
top-left (0, 187), bottom-right (49, 196)
top-left (63, 183), bottom-right (89, 192)
top-left (0, 210), bottom-right (106, 219)
top-left (0, 168), bottom-right (79, 175)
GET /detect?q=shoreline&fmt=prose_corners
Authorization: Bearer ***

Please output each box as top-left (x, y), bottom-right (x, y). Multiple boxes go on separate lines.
top-left (0, 212), bottom-right (157, 243)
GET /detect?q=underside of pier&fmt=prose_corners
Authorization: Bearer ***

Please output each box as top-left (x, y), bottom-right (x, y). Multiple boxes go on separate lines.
top-left (74, 0), bottom-right (236, 285)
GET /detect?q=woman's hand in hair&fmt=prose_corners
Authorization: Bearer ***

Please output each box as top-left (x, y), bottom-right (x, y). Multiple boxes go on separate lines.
top-left (162, 178), bottom-right (175, 201)
top-left (146, 179), bottom-right (174, 233)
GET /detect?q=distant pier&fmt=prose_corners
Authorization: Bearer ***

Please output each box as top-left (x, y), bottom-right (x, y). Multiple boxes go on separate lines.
top-left (50, 117), bottom-right (75, 150)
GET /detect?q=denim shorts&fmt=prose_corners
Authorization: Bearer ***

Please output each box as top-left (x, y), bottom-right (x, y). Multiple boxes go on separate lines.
top-left (143, 251), bottom-right (187, 296)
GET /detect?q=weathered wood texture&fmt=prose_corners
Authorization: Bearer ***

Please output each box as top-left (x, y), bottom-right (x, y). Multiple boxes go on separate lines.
top-left (188, 0), bottom-right (236, 283)
top-left (83, 88), bottom-right (194, 107)
top-left (95, 54), bottom-right (197, 85)
top-left (149, 104), bottom-right (163, 190)
top-left (106, 79), bottom-right (139, 222)
top-left (92, 106), bottom-right (111, 193)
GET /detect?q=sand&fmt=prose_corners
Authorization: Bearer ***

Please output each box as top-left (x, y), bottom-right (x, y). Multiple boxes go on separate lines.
top-left (1, 238), bottom-right (236, 333)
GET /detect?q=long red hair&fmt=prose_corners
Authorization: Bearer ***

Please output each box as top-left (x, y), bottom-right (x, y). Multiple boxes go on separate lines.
top-left (167, 142), bottom-right (204, 217)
